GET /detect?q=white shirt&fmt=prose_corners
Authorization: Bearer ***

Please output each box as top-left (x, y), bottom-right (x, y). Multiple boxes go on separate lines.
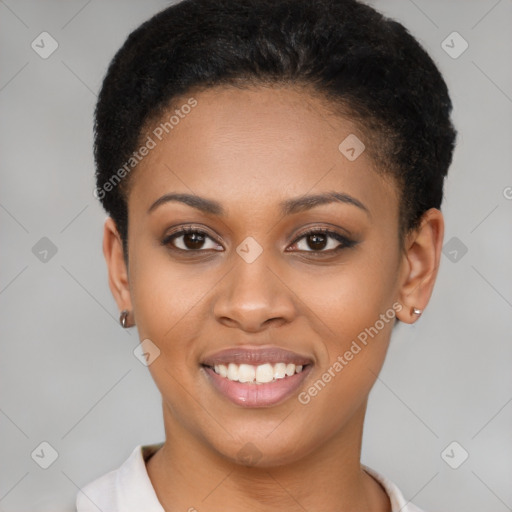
top-left (75, 443), bottom-right (426, 512)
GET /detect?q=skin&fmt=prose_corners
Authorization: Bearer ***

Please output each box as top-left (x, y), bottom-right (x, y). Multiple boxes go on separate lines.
top-left (103, 85), bottom-right (444, 512)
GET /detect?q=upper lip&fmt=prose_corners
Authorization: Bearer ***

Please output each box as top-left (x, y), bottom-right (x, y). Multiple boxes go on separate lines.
top-left (201, 346), bottom-right (313, 367)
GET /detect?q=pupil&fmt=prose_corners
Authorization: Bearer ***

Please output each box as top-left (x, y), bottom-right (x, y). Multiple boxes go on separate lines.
top-left (185, 233), bottom-right (205, 250)
top-left (308, 233), bottom-right (327, 250)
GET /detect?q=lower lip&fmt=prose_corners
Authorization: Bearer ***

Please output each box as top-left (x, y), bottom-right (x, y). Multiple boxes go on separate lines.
top-left (202, 365), bottom-right (311, 408)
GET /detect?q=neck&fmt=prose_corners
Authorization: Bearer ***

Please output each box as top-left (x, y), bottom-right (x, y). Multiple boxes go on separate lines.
top-left (146, 400), bottom-right (390, 512)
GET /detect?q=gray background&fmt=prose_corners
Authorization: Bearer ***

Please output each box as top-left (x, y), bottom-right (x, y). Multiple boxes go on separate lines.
top-left (1, 0), bottom-right (511, 510)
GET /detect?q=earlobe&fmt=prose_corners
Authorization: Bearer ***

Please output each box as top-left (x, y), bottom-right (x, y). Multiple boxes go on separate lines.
top-left (396, 208), bottom-right (444, 324)
top-left (102, 217), bottom-right (133, 315)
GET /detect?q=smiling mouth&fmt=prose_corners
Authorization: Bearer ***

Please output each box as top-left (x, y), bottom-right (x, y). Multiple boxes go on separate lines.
top-left (200, 346), bottom-right (313, 407)
top-left (202, 362), bottom-right (309, 384)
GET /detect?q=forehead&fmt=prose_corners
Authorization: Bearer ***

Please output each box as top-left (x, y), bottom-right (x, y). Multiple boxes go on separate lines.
top-left (128, 85), bottom-right (398, 222)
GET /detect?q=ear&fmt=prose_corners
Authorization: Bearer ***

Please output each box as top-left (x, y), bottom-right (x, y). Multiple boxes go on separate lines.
top-left (102, 217), bottom-right (133, 315)
top-left (396, 208), bottom-right (444, 323)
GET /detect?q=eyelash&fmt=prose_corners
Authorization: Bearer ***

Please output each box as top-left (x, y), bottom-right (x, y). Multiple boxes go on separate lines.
top-left (162, 225), bottom-right (356, 255)
top-left (289, 227), bottom-right (356, 253)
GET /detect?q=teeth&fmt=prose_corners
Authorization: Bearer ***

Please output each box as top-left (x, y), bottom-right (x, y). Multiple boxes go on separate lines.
top-left (211, 362), bottom-right (306, 383)
top-left (214, 364), bottom-right (228, 378)
top-left (238, 364), bottom-right (255, 383)
top-left (255, 363), bottom-right (274, 383)
top-left (274, 362), bottom-right (286, 379)
top-left (227, 363), bottom-right (238, 381)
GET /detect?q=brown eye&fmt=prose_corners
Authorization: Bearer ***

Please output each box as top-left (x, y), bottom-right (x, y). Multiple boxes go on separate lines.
top-left (181, 231), bottom-right (206, 250)
top-left (289, 228), bottom-right (355, 253)
top-left (304, 232), bottom-right (328, 250)
top-left (163, 227), bottom-right (222, 252)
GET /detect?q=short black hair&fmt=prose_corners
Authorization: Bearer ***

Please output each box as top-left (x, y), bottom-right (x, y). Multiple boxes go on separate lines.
top-left (93, 0), bottom-right (457, 256)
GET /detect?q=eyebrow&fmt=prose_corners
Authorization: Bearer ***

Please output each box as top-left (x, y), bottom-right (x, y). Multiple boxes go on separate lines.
top-left (147, 191), bottom-right (370, 217)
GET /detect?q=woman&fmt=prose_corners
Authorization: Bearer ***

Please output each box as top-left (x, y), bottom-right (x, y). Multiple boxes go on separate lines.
top-left (77, 0), bottom-right (456, 510)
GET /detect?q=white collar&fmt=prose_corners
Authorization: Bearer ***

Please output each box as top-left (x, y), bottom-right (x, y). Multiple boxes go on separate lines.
top-left (76, 444), bottom-right (426, 512)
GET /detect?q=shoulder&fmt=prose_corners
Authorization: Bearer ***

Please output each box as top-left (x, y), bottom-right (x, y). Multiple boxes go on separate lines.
top-left (362, 464), bottom-right (428, 512)
top-left (75, 443), bottom-right (164, 512)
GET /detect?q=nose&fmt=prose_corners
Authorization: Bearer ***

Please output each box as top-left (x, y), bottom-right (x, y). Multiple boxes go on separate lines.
top-left (212, 254), bottom-right (297, 333)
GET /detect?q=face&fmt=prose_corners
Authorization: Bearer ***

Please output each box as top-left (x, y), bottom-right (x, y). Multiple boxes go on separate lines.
top-left (104, 85), bottom-right (442, 467)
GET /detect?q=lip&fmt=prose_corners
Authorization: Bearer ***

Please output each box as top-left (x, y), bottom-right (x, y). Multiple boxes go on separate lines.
top-left (201, 346), bottom-right (313, 366)
top-left (202, 365), bottom-right (312, 408)
top-left (201, 345), bottom-right (313, 408)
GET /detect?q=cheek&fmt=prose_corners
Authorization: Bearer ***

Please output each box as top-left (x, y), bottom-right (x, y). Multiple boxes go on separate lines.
top-left (290, 245), bottom-right (398, 419)
top-left (296, 298), bottom-right (395, 444)
top-left (128, 246), bottom-right (213, 359)
top-left (289, 246), bottom-right (399, 345)
top-left (127, 252), bottom-right (213, 419)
